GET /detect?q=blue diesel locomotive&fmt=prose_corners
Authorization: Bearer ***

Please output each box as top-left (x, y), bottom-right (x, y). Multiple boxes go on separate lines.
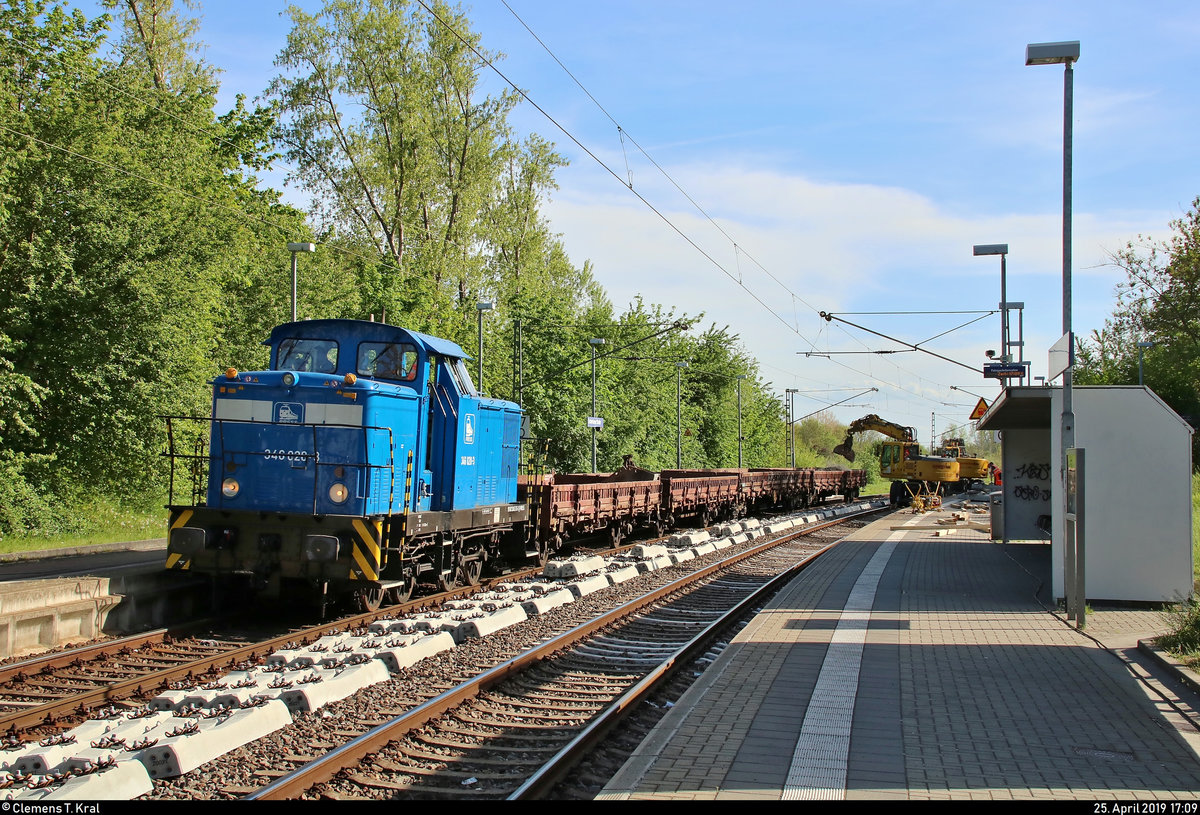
top-left (164, 319), bottom-right (527, 612)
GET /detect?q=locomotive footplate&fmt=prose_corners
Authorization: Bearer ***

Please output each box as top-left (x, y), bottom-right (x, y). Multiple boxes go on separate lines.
top-left (400, 502), bottom-right (529, 536)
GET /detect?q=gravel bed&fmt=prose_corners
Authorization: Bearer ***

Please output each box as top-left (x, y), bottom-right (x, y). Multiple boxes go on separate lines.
top-left (151, 512), bottom-right (873, 799)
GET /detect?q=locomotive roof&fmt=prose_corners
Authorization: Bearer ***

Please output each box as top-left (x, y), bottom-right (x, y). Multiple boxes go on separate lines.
top-left (265, 319), bottom-right (471, 360)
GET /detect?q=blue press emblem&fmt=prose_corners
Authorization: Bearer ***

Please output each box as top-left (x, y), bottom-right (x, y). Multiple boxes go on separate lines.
top-left (275, 402), bottom-right (303, 424)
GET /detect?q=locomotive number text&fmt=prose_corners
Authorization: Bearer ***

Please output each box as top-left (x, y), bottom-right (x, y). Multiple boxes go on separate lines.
top-left (263, 449), bottom-right (309, 463)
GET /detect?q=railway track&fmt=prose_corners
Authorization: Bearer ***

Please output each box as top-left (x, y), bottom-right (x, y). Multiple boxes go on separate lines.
top-left (0, 631), bottom-right (257, 736)
top-left (0, 499), bottom-right (895, 800)
top-left (0, 515), bottom-right (777, 741)
top-left (0, 560), bottom-right (579, 742)
top-left (250, 511), bottom-right (874, 800)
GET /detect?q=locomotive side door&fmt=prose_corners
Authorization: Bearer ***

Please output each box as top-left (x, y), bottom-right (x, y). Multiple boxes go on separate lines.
top-left (421, 352), bottom-right (446, 512)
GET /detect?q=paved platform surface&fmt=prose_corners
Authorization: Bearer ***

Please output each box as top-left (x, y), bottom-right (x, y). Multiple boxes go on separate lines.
top-left (0, 540), bottom-right (166, 582)
top-left (600, 506), bottom-right (1200, 801)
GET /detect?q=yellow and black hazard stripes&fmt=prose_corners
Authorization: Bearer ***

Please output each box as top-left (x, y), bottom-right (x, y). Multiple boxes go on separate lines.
top-left (403, 450), bottom-right (413, 514)
top-left (349, 519), bottom-right (383, 581)
top-left (166, 509), bottom-right (193, 571)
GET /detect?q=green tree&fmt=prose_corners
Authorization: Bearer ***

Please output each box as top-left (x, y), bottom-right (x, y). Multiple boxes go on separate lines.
top-left (0, 0), bottom-right (306, 530)
top-left (267, 0), bottom-right (525, 337)
top-left (1076, 197), bottom-right (1200, 458)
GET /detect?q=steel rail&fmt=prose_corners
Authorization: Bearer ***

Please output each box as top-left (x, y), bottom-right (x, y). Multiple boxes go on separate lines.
top-left (0, 630), bottom-right (173, 686)
top-left (508, 530), bottom-right (827, 799)
top-left (250, 503), bottom-right (889, 800)
top-left (0, 536), bottom-right (667, 737)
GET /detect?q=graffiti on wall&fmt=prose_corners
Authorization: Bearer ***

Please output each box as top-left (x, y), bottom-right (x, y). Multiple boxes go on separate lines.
top-left (1010, 461), bottom-right (1051, 502)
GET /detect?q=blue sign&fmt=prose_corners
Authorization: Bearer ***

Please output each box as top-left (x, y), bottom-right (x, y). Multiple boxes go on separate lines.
top-left (983, 362), bottom-right (1028, 380)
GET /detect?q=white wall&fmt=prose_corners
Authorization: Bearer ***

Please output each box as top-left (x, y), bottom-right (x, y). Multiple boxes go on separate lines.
top-left (1050, 387), bottom-right (1193, 602)
top-left (999, 428), bottom-right (1052, 542)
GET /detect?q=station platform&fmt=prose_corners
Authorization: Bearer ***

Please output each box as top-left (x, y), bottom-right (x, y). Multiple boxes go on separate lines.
top-left (600, 505), bottom-right (1200, 801)
top-left (0, 540), bottom-right (205, 658)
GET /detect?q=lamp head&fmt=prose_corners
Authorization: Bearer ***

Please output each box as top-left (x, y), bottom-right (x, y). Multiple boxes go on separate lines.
top-left (1025, 41), bottom-right (1080, 66)
top-left (973, 244), bottom-right (1008, 256)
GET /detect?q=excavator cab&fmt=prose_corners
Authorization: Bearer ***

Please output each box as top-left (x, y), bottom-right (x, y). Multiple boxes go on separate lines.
top-left (878, 440), bottom-right (916, 479)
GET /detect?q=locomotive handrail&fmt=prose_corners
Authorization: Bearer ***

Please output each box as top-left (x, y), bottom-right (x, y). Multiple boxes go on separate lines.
top-left (157, 414), bottom-right (398, 512)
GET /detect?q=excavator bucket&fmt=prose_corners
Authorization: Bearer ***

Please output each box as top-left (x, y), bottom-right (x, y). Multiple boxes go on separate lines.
top-left (832, 434), bottom-right (856, 462)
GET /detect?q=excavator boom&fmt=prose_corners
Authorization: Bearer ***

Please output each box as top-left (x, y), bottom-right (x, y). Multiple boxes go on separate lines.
top-left (833, 414), bottom-right (916, 462)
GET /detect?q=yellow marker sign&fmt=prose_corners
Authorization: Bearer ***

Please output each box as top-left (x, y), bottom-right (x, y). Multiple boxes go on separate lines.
top-left (969, 397), bottom-right (989, 421)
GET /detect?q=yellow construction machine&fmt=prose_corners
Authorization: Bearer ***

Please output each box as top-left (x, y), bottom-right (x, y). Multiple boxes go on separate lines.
top-left (933, 437), bottom-right (990, 491)
top-left (833, 414), bottom-right (959, 509)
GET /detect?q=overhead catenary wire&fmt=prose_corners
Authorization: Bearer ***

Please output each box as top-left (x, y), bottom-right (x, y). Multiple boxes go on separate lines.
top-left (491, 0), bottom-right (1002, 409)
top-left (416, 0), bottom-right (820, 353)
top-left (18, 3), bottom-right (977, 426)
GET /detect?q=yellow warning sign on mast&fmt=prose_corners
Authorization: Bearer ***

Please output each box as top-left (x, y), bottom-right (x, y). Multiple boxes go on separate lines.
top-left (969, 397), bottom-right (989, 421)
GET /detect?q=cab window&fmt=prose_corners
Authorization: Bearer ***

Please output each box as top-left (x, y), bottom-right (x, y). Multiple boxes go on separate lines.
top-left (358, 342), bottom-right (419, 382)
top-left (277, 338), bottom-right (338, 373)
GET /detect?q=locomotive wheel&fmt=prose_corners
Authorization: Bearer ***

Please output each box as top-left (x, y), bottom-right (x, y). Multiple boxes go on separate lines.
top-left (460, 558), bottom-right (483, 587)
top-left (353, 584), bottom-right (384, 613)
top-left (384, 574), bottom-right (415, 605)
top-left (437, 570), bottom-right (458, 593)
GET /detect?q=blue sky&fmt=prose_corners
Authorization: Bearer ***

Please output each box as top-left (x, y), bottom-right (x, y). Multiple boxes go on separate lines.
top-left (74, 0), bottom-right (1200, 443)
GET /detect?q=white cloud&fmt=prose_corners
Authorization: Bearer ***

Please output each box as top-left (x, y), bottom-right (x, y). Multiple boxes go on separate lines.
top-left (543, 159), bottom-right (1175, 433)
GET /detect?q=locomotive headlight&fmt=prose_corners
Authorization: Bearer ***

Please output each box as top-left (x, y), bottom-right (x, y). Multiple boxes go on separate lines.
top-left (282, 372), bottom-right (296, 387)
top-left (221, 477), bottom-right (240, 498)
top-left (328, 482), bottom-right (349, 504)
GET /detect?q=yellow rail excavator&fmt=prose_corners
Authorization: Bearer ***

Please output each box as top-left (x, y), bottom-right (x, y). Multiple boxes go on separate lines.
top-left (832, 414), bottom-right (961, 510)
top-left (932, 438), bottom-right (990, 492)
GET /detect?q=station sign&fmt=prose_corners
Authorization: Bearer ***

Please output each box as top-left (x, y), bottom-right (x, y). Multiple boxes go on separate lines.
top-left (1049, 331), bottom-right (1074, 380)
top-left (587, 416), bottom-right (604, 429)
top-left (983, 362), bottom-right (1027, 380)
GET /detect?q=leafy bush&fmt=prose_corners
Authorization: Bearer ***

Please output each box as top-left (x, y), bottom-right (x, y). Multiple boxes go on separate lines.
top-left (1158, 598), bottom-right (1200, 668)
top-left (0, 456), bottom-right (59, 537)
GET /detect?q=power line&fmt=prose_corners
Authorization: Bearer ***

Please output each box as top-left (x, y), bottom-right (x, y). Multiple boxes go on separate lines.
top-left (415, 0), bottom-right (819, 351)
top-left (470, 1), bottom-right (985, 411)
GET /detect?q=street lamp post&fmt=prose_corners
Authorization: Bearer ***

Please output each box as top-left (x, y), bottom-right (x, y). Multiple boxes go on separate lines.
top-left (1027, 39), bottom-right (1080, 624)
top-left (737, 374), bottom-right (747, 467)
top-left (286, 242), bottom-right (316, 322)
top-left (785, 388), bottom-right (798, 468)
top-left (476, 301), bottom-right (494, 393)
top-left (589, 339), bottom-right (606, 473)
top-left (1137, 341), bottom-right (1155, 386)
top-left (676, 362), bottom-right (689, 468)
top-left (973, 244), bottom-right (1010, 365)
